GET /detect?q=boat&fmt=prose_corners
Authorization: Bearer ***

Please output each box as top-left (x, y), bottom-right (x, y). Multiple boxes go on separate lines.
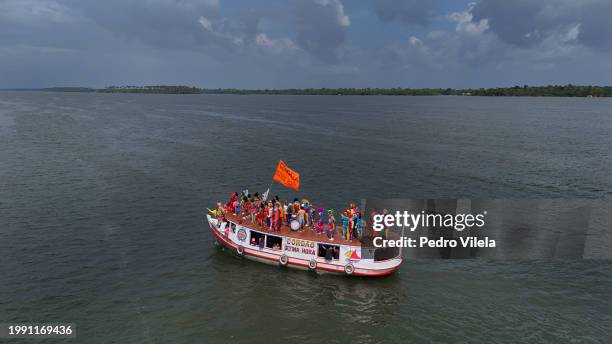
top-left (205, 208), bottom-right (402, 277)
top-left (204, 161), bottom-right (402, 276)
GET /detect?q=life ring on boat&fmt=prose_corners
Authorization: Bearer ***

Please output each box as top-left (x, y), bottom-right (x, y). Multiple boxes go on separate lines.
top-left (308, 259), bottom-right (317, 270)
top-left (236, 245), bottom-right (244, 256)
top-left (279, 254), bottom-right (288, 265)
top-left (344, 263), bottom-right (355, 275)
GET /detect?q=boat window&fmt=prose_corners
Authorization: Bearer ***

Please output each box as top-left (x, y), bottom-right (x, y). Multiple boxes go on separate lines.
top-left (250, 231), bottom-right (265, 247)
top-left (374, 247), bottom-right (399, 261)
top-left (318, 244), bottom-right (339, 260)
top-left (265, 235), bottom-right (283, 250)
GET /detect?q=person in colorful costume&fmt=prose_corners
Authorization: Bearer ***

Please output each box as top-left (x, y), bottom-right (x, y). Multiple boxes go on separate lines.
top-left (302, 199), bottom-right (311, 227)
top-left (273, 204), bottom-right (280, 231)
top-left (316, 207), bottom-right (325, 234)
top-left (346, 203), bottom-right (358, 241)
top-left (215, 201), bottom-right (225, 220)
top-left (256, 204), bottom-right (265, 226)
top-left (233, 198), bottom-right (240, 216)
top-left (280, 200), bottom-right (287, 225)
top-left (353, 212), bottom-right (364, 240)
top-left (308, 203), bottom-right (315, 230)
top-left (227, 192), bottom-right (238, 214)
top-left (341, 211), bottom-right (349, 240)
top-left (267, 202), bottom-right (273, 230)
top-left (327, 209), bottom-right (336, 240)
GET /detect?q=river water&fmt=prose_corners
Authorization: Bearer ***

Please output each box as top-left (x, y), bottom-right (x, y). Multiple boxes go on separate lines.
top-left (1, 92), bottom-right (611, 343)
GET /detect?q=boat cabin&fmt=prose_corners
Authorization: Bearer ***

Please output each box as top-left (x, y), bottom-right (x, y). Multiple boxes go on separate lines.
top-left (219, 215), bottom-right (399, 263)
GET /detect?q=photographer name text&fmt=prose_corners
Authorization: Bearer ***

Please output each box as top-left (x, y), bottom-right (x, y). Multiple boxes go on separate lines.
top-left (372, 210), bottom-right (495, 248)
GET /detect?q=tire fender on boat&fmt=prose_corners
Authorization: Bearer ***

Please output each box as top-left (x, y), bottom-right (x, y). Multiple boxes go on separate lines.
top-left (236, 245), bottom-right (244, 255)
top-left (279, 254), bottom-right (288, 265)
top-left (308, 259), bottom-right (317, 270)
top-left (344, 263), bottom-right (354, 275)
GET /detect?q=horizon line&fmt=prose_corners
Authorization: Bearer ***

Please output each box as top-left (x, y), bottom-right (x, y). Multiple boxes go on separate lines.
top-left (2, 83), bottom-right (612, 90)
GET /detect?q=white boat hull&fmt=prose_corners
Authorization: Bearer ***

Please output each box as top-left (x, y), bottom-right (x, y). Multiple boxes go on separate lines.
top-left (206, 215), bottom-right (402, 277)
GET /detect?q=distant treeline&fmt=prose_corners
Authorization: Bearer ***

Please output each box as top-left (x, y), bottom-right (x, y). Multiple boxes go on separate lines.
top-left (199, 87), bottom-right (443, 96)
top-left (32, 85), bottom-right (612, 97)
top-left (44, 87), bottom-right (96, 92)
top-left (98, 86), bottom-right (200, 94)
top-left (455, 85), bottom-right (612, 97)
top-left (199, 85), bottom-right (612, 97)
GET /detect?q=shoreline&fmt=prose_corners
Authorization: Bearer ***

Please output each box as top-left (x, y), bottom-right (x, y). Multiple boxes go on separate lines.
top-left (2, 85), bottom-right (612, 97)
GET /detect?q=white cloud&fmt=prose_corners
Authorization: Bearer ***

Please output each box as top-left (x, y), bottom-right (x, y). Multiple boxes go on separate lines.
top-left (196, 16), bottom-right (244, 46)
top-left (563, 24), bottom-right (581, 43)
top-left (408, 36), bottom-right (422, 46)
top-left (315, 0), bottom-right (350, 27)
top-left (448, 3), bottom-right (489, 35)
top-left (196, 15), bottom-right (298, 54)
top-left (255, 33), bottom-right (298, 53)
top-left (198, 16), bottom-right (213, 31)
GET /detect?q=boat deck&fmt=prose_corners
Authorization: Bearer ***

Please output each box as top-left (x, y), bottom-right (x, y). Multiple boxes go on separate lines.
top-left (224, 213), bottom-right (361, 247)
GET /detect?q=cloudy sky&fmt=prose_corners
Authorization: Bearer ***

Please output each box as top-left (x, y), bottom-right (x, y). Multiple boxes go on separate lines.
top-left (1, 0), bottom-right (611, 88)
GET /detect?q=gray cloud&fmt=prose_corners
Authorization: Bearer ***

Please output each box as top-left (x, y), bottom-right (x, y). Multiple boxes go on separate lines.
top-left (471, 0), bottom-right (550, 47)
top-left (367, 1), bottom-right (607, 87)
top-left (576, 1), bottom-right (612, 51)
top-left (375, 0), bottom-right (440, 26)
top-left (471, 0), bottom-right (612, 50)
top-left (0, 0), bottom-right (611, 89)
top-left (293, 0), bottom-right (350, 62)
top-left (70, 0), bottom-right (222, 50)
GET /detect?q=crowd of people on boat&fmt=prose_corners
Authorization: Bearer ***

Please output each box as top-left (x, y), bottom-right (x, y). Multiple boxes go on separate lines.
top-left (213, 191), bottom-right (365, 242)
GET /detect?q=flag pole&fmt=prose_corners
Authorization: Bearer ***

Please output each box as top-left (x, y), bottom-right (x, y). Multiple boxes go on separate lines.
top-left (266, 181), bottom-right (274, 201)
top-left (263, 175), bottom-right (274, 201)
top-left (263, 161), bottom-right (280, 201)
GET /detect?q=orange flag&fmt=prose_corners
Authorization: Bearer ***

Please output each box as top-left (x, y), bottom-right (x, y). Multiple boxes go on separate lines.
top-left (273, 160), bottom-right (300, 191)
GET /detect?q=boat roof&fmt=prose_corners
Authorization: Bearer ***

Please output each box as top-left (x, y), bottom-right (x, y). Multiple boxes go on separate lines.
top-left (224, 213), bottom-right (361, 247)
